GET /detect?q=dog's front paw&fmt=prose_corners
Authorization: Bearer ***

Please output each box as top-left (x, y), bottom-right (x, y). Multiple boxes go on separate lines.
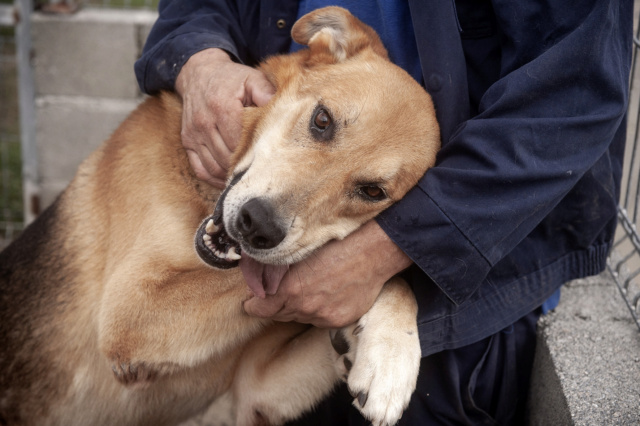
top-left (330, 280), bottom-right (421, 426)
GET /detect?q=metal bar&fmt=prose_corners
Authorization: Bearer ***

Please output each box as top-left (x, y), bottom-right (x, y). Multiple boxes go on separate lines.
top-left (626, 95), bottom-right (640, 218)
top-left (612, 229), bottom-right (630, 250)
top-left (615, 249), bottom-right (637, 276)
top-left (608, 263), bottom-right (640, 330)
top-left (14, 0), bottom-right (40, 225)
top-left (633, 155), bottom-right (640, 224)
top-left (0, 4), bottom-right (15, 26)
top-left (625, 146), bottom-right (638, 217)
top-left (623, 19), bottom-right (640, 215)
top-left (618, 209), bottom-right (640, 252)
top-left (624, 266), bottom-right (640, 289)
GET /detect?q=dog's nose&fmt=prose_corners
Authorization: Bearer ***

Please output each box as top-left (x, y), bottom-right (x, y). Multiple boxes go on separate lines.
top-left (236, 198), bottom-right (286, 249)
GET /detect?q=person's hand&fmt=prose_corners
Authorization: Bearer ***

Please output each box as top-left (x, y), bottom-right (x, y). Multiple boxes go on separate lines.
top-left (243, 220), bottom-right (413, 328)
top-left (175, 48), bottom-right (275, 188)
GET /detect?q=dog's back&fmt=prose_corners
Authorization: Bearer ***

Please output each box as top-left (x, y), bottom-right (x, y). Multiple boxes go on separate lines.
top-left (0, 199), bottom-right (73, 423)
top-left (0, 94), bottom-right (224, 425)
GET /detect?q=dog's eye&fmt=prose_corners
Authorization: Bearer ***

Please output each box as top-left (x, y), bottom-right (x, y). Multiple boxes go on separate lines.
top-left (310, 106), bottom-right (335, 141)
top-left (314, 109), bottom-right (331, 129)
top-left (358, 185), bottom-right (387, 202)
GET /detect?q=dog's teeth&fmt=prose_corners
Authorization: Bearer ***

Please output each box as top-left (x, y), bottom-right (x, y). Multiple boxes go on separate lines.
top-left (205, 219), bottom-right (218, 234)
top-left (203, 234), bottom-right (212, 242)
top-left (227, 247), bottom-right (241, 260)
top-left (205, 240), bottom-right (213, 248)
top-left (214, 249), bottom-right (226, 259)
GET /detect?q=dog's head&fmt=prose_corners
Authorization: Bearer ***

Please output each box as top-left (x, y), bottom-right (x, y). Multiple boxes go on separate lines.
top-left (195, 7), bottom-right (439, 274)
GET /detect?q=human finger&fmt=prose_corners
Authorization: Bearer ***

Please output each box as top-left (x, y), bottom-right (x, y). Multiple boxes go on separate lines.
top-left (245, 71), bottom-right (276, 107)
top-left (243, 294), bottom-right (288, 319)
top-left (212, 98), bottom-right (245, 154)
top-left (181, 95), bottom-right (235, 182)
top-left (185, 150), bottom-right (226, 189)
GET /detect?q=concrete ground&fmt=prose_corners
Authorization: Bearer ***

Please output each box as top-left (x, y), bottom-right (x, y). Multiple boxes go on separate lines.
top-left (529, 273), bottom-right (640, 425)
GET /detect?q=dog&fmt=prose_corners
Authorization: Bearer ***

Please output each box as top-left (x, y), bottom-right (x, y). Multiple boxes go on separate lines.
top-left (0, 7), bottom-right (440, 426)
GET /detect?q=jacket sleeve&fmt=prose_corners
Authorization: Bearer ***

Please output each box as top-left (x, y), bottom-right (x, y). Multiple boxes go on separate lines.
top-left (377, 0), bottom-right (632, 304)
top-left (134, 0), bottom-right (260, 94)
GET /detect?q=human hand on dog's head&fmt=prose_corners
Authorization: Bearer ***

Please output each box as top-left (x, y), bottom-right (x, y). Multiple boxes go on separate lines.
top-left (176, 48), bottom-right (275, 188)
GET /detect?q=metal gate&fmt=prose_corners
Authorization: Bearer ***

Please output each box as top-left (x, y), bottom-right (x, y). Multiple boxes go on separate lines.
top-left (0, 1), bottom-right (25, 248)
top-left (608, 11), bottom-right (640, 331)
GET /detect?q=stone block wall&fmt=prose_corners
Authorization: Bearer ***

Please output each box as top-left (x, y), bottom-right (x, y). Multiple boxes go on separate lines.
top-left (31, 8), bottom-right (157, 207)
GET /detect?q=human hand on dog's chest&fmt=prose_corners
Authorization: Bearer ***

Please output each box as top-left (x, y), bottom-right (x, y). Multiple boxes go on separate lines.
top-left (242, 220), bottom-right (412, 328)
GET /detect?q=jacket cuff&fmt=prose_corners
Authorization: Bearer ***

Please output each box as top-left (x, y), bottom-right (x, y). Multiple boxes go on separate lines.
top-left (135, 32), bottom-right (241, 94)
top-left (376, 183), bottom-right (491, 305)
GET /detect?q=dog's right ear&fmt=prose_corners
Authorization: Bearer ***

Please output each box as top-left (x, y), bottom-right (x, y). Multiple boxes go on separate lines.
top-left (291, 6), bottom-right (389, 65)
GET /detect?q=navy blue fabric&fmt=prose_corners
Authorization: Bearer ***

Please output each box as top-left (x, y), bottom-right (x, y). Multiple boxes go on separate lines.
top-left (134, 0), bottom-right (298, 92)
top-left (135, 0), bottom-right (633, 356)
top-left (285, 309), bottom-right (541, 425)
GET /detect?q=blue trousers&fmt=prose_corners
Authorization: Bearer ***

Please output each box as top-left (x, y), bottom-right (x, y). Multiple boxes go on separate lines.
top-left (287, 309), bottom-right (540, 425)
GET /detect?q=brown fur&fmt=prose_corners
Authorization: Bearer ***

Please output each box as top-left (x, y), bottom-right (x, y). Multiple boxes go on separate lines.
top-left (0, 7), bottom-right (439, 426)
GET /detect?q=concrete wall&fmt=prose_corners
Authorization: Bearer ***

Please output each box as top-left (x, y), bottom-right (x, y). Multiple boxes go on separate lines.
top-left (31, 8), bottom-right (157, 208)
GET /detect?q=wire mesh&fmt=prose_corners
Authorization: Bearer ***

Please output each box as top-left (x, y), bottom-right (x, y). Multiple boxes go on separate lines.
top-left (82, 0), bottom-right (157, 9)
top-left (0, 18), bottom-right (23, 249)
top-left (607, 8), bottom-right (640, 331)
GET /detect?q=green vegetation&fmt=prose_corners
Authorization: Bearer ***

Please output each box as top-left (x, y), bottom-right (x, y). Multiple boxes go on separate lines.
top-left (0, 25), bottom-right (23, 237)
top-left (0, 138), bottom-right (23, 224)
top-left (84, 0), bottom-right (159, 9)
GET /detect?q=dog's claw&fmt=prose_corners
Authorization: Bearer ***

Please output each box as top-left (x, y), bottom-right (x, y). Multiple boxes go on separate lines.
top-left (111, 360), bottom-right (157, 387)
top-left (330, 329), bottom-right (350, 355)
top-left (357, 391), bottom-right (368, 408)
top-left (353, 323), bottom-right (364, 336)
top-left (343, 357), bottom-right (352, 372)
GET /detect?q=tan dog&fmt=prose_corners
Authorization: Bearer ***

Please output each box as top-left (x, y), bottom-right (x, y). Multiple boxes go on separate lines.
top-left (0, 7), bottom-right (439, 426)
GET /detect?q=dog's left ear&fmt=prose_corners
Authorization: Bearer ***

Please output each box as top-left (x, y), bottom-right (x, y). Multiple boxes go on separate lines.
top-left (291, 6), bottom-right (389, 64)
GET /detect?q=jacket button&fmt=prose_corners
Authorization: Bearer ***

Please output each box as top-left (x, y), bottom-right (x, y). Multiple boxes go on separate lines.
top-left (427, 74), bottom-right (443, 92)
top-left (276, 19), bottom-right (286, 29)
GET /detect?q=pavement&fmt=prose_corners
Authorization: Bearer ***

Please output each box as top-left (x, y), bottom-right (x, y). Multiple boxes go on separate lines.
top-left (528, 273), bottom-right (640, 425)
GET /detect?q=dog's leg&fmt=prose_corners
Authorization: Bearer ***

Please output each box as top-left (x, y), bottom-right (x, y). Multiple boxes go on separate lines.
top-left (97, 262), bottom-right (264, 388)
top-left (231, 322), bottom-right (339, 426)
top-left (232, 277), bottom-right (420, 426)
top-left (331, 276), bottom-right (421, 426)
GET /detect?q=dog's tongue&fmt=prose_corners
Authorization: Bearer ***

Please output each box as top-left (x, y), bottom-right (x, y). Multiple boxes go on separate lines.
top-left (239, 255), bottom-right (289, 299)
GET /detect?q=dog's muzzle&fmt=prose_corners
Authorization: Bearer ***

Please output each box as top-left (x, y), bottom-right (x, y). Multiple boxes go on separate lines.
top-left (194, 171), bottom-right (245, 269)
top-left (235, 197), bottom-right (286, 250)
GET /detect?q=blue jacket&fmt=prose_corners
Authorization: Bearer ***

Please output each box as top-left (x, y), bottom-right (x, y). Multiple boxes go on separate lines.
top-left (135, 0), bottom-right (633, 356)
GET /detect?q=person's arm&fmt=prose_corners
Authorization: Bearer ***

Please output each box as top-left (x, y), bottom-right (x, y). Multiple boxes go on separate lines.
top-left (135, 1), bottom-right (276, 186)
top-left (135, 0), bottom-right (258, 94)
top-left (244, 0), bottom-right (632, 326)
top-left (377, 0), bottom-right (632, 304)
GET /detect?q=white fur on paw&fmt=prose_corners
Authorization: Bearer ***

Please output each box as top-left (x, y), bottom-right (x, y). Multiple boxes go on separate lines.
top-left (331, 310), bottom-right (421, 426)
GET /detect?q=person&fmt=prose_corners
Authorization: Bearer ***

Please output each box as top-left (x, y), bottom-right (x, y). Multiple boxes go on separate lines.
top-left (134, 1), bottom-right (633, 424)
